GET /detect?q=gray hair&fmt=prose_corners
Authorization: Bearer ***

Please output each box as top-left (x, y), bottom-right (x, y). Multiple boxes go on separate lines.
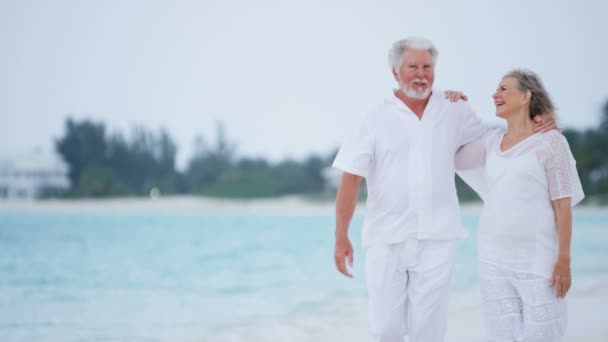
top-left (503, 69), bottom-right (556, 119)
top-left (388, 37), bottom-right (438, 71)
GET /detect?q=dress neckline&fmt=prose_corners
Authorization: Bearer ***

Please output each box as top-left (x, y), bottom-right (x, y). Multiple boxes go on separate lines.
top-left (497, 129), bottom-right (541, 154)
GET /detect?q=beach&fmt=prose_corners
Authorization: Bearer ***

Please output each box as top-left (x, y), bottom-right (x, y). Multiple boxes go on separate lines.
top-left (0, 195), bottom-right (339, 214)
top-left (446, 281), bottom-right (608, 342)
top-left (1, 196), bottom-right (607, 341)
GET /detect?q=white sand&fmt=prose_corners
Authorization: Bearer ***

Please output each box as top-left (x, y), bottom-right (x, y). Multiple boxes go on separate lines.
top-left (0, 195), bottom-right (338, 215)
top-left (3, 196), bottom-right (604, 216)
top-left (224, 282), bottom-right (608, 342)
top-left (447, 278), bottom-right (608, 342)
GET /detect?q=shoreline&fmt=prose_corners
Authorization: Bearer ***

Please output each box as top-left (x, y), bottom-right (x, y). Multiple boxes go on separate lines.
top-left (0, 195), bottom-right (339, 214)
top-left (1, 195), bottom-right (606, 214)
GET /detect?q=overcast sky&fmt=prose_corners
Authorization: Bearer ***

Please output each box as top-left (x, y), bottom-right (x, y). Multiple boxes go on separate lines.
top-left (2, 0), bottom-right (607, 168)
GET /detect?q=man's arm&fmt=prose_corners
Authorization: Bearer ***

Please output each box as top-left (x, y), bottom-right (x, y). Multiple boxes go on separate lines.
top-left (444, 90), bottom-right (558, 133)
top-left (533, 114), bottom-right (558, 132)
top-left (334, 172), bottom-right (362, 278)
top-left (455, 136), bottom-right (486, 171)
top-left (455, 132), bottom-right (490, 200)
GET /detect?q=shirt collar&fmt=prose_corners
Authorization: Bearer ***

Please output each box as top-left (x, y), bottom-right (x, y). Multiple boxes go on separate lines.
top-left (386, 89), bottom-right (441, 115)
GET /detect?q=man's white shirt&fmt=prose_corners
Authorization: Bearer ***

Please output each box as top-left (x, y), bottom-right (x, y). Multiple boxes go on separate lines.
top-left (333, 90), bottom-right (488, 247)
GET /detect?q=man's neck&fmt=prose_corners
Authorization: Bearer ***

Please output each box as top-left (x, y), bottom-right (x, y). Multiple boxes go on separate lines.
top-left (394, 90), bottom-right (431, 119)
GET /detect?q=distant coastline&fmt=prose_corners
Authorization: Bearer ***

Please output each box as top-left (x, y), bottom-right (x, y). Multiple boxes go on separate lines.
top-left (0, 195), bottom-right (339, 214)
top-left (2, 195), bottom-right (607, 215)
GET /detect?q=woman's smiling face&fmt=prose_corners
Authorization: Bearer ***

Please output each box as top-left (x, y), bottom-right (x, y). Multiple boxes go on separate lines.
top-left (492, 77), bottom-right (527, 119)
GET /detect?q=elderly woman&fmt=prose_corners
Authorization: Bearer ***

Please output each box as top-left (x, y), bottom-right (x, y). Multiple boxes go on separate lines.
top-left (455, 69), bottom-right (584, 341)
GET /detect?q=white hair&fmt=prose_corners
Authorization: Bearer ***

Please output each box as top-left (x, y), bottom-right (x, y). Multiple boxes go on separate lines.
top-left (388, 37), bottom-right (438, 71)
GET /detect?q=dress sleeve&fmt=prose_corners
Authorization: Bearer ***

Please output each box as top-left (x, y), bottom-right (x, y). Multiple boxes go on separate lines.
top-left (455, 130), bottom-right (492, 200)
top-left (455, 132), bottom-right (487, 171)
top-left (332, 114), bottom-right (375, 178)
top-left (458, 102), bottom-right (490, 147)
top-left (544, 132), bottom-right (585, 206)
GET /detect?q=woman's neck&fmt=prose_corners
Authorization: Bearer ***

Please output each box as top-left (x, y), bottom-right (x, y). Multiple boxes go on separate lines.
top-left (505, 113), bottom-right (535, 138)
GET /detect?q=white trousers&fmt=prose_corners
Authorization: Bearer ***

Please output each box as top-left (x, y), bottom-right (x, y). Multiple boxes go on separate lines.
top-left (365, 239), bottom-right (456, 342)
top-left (479, 261), bottom-right (567, 342)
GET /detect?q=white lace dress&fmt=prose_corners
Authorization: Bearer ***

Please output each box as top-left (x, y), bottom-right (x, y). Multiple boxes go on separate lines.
top-left (456, 128), bottom-right (584, 341)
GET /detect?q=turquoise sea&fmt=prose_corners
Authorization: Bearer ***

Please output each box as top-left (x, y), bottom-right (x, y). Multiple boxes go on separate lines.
top-left (0, 206), bottom-right (607, 341)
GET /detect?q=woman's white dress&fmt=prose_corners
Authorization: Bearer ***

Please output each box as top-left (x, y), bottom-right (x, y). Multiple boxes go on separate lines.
top-left (456, 128), bottom-right (584, 341)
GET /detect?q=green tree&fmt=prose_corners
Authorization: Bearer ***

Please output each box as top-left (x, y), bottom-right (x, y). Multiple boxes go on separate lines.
top-left (55, 119), bottom-right (107, 187)
top-left (56, 118), bottom-right (180, 196)
top-left (186, 122), bottom-right (236, 193)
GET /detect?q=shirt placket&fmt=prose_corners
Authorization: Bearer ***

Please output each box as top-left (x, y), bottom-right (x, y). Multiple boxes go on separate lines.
top-left (401, 96), bottom-right (436, 238)
top-left (407, 119), bottom-right (426, 235)
top-left (419, 121), bottom-right (433, 235)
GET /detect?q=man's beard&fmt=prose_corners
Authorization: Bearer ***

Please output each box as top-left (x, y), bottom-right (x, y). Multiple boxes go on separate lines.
top-left (400, 79), bottom-right (431, 100)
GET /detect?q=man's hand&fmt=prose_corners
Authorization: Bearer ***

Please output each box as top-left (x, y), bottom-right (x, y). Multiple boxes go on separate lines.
top-left (533, 114), bottom-right (559, 133)
top-left (334, 236), bottom-right (354, 278)
top-left (444, 90), bottom-right (468, 102)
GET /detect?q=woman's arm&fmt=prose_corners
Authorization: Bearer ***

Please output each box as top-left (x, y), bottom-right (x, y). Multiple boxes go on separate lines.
top-left (550, 197), bottom-right (572, 299)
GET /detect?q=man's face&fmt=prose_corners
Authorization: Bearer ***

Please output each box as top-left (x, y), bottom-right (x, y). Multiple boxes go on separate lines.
top-left (393, 49), bottom-right (435, 100)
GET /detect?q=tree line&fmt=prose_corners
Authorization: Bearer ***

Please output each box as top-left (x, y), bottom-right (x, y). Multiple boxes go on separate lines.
top-left (53, 119), bottom-right (330, 198)
top-left (53, 100), bottom-right (608, 202)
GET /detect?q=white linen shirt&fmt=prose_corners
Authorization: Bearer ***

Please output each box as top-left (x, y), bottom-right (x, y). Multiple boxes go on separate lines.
top-left (333, 90), bottom-right (488, 247)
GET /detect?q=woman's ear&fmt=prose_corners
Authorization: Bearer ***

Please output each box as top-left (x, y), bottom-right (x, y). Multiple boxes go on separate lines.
top-left (522, 90), bottom-right (532, 106)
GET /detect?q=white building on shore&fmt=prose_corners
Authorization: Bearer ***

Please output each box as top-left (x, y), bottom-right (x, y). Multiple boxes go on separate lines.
top-left (0, 149), bottom-right (70, 199)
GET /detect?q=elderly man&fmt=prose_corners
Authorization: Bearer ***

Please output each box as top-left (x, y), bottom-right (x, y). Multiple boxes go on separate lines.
top-left (332, 37), bottom-right (554, 342)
